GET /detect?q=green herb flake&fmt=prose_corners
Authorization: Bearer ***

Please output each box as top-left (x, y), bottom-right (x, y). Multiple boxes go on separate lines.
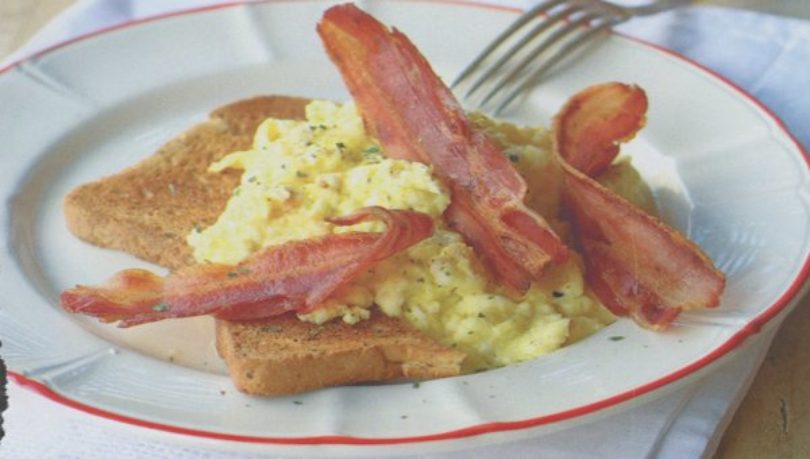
top-left (296, 171), bottom-right (308, 178)
top-left (412, 382), bottom-right (421, 389)
top-left (152, 303), bottom-right (170, 312)
top-left (238, 268), bottom-right (252, 275)
top-left (307, 326), bottom-right (325, 339)
top-left (227, 272), bottom-right (239, 278)
top-left (293, 400), bottom-right (304, 405)
top-left (609, 336), bottom-right (625, 342)
top-left (508, 152), bottom-right (520, 163)
top-left (363, 145), bottom-right (381, 154)
top-left (552, 291), bottom-right (564, 298)
top-left (335, 142), bottom-right (346, 150)
top-left (478, 313), bottom-right (486, 319)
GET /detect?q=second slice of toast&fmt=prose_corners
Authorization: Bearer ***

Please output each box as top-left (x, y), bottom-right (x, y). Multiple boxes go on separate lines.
top-left (65, 95), bottom-right (465, 395)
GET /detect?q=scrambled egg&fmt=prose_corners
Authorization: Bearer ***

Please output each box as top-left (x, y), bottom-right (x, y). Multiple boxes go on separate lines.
top-left (189, 100), bottom-right (631, 371)
top-left (189, 101), bottom-right (448, 264)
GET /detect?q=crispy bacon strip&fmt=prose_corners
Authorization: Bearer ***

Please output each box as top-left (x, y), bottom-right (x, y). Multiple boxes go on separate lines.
top-left (555, 83), bottom-right (648, 177)
top-left (554, 83), bottom-right (725, 330)
top-left (60, 207), bottom-right (433, 327)
top-left (318, 4), bottom-right (568, 293)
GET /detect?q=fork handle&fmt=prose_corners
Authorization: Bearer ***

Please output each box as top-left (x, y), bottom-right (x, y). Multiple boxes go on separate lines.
top-left (629, 0), bottom-right (694, 16)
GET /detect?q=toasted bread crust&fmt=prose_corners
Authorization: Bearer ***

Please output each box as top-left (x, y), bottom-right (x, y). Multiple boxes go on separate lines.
top-left (65, 96), bottom-right (464, 395)
top-left (216, 310), bottom-right (464, 395)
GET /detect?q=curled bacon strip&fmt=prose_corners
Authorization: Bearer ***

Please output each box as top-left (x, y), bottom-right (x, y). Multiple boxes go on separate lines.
top-left (318, 4), bottom-right (568, 293)
top-left (555, 82), bottom-right (648, 177)
top-left (554, 83), bottom-right (725, 330)
top-left (60, 207), bottom-right (433, 327)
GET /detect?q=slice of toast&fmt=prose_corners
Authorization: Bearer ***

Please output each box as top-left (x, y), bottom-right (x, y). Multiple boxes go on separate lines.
top-left (65, 96), bottom-right (465, 395)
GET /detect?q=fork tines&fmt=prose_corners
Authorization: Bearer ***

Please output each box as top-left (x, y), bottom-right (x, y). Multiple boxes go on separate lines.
top-left (452, 0), bottom-right (628, 115)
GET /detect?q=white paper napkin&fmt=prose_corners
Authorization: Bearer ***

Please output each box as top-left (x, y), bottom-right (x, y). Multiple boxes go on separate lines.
top-left (2, 1), bottom-right (808, 457)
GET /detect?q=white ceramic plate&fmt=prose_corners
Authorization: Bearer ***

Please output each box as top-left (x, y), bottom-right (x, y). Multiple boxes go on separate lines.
top-left (2, 0), bottom-right (809, 454)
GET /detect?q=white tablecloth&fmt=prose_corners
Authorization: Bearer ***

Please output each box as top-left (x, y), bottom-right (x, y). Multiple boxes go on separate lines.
top-left (2, 1), bottom-right (809, 457)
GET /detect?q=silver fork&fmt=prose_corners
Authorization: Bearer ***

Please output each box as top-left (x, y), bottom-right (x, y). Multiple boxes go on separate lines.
top-left (452, 0), bottom-right (693, 114)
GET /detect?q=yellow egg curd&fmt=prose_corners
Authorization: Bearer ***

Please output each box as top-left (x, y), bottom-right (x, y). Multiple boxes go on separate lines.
top-left (188, 100), bottom-right (636, 371)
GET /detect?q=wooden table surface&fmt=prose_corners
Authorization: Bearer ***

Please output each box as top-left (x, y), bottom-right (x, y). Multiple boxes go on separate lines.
top-left (2, 1), bottom-right (808, 457)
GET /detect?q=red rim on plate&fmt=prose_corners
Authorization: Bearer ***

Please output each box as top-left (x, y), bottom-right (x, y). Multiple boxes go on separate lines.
top-left (4, 0), bottom-right (810, 446)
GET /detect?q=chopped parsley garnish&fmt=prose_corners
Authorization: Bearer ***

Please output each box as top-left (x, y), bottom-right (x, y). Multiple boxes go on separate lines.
top-left (412, 382), bottom-right (421, 389)
top-left (552, 291), bottom-right (564, 298)
top-left (152, 303), bottom-right (170, 312)
top-left (508, 152), bottom-right (520, 162)
top-left (307, 326), bottom-right (325, 338)
top-left (363, 145), bottom-right (381, 156)
top-left (296, 170), bottom-right (308, 178)
top-left (227, 271), bottom-right (239, 278)
top-left (609, 336), bottom-right (625, 341)
top-left (335, 142), bottom-right (346, 150)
